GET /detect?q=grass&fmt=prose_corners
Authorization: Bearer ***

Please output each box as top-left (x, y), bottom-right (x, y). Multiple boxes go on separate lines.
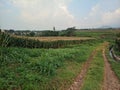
top-left (40, 61), bottom-right (83, 90)
top-left (81, 49), bottom-right (104, 90)
top-left (1, 29), bottom-right (119, 90)
top-left (0, 41), bottom-right (101, 90)
top-left (75, 30), bottom-right (117, 39)
top-left (109, 61), bottom-right (120, 80)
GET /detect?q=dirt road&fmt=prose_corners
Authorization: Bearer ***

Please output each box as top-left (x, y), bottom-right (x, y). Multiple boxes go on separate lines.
top-left (68, 50), bottom-right (97, 90)
top-left (68, 42), bottom-right (120, 90)
top-left (102, 49), bottom-right (120, 90)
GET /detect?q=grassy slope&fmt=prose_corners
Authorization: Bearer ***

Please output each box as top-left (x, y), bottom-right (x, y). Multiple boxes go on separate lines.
top-left (81, 49), bottom-right (104, 90)
top-left (0, 41), bottom-right (100, 90)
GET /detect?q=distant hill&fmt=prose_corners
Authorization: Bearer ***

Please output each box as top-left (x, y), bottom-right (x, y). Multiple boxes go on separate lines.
top-left (98, 26), bottom-right (113, 29)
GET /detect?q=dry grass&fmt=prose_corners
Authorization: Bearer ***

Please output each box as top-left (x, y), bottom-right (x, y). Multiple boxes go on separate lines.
top-left (14, 36), bottom-right (94, 42)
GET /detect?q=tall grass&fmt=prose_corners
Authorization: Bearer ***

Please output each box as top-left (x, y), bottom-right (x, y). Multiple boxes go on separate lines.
top-left (0, 41), bottom-right (100, 90)
top-left (0, 32), bottom-right (11, 47)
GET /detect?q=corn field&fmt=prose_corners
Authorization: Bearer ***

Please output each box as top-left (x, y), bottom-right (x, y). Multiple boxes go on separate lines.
top-left (0, 32), bottom-right (11, 47)
top-left (0, 32), bottom-right (92, 48)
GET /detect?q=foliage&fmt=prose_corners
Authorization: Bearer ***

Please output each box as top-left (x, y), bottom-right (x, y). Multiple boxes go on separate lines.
top-left (115, 39), bottom-right (120, 52)
top-left (0, 32), bottom-right (93, 48)
top-left (0, 40), bottom-right (100, 90)
top-left (116, 33), bottom-right (120, 37)
top-left (65, 27), bottom-right (76, 36)
top-left (29, 32), bottom-right (35, 37)
top-left (0, 32), bottom-right (11, 47)
top-left (59, 28), bottom-right (76, 36)
top-left (42, 31), bottom-right (59, 36)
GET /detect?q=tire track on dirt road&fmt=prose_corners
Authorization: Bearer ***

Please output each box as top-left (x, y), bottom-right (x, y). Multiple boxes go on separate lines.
top-left (68, 49), bottom-right (97, 90)
top-left (102, 49), bottom-right (120, 90)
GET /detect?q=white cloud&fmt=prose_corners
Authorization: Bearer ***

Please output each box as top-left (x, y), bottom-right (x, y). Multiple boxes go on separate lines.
top-left (1, 0), bottom-right (120, 29)
top-left (78, 4), bottom-right (120, 28)
top-left (102, 8), bottom-right (120, 26)
top-left (89, 4), bottom-right (101, 16)
top-left (78, 4), bottom-right (103, 28)
top-left (9, 0), bottom-right (75, 29)
top-left (59, 6), bottom-right (74, 19)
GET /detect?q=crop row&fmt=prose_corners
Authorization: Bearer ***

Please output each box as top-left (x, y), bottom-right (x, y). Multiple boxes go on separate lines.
top-left (0, 32), bottom-right (92, 48)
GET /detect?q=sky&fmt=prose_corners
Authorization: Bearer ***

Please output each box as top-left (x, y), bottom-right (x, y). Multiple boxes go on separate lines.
top-left (0, 0), bottom-right (120, 30)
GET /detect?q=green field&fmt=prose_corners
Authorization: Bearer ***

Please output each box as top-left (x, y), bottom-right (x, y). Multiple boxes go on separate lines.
top-left (0, 40), bottom-right (101, 90)
top-left (0, 30), bottom-right (120, 90)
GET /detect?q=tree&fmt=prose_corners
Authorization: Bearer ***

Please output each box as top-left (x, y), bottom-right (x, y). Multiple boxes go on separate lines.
top-left (66, 27), bottom-right (76, 36)
top-left (29, 32), bottom-right (35, 37)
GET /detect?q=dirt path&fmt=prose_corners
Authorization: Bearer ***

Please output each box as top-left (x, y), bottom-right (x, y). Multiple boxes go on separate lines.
top-left (102, 49), bottom-right (120, 90)
top-left (68, 50), bottom-right (97, 90)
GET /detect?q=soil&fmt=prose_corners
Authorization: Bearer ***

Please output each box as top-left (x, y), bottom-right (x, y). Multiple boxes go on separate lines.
top-left (102, 49), bottom-right (120, 90)
top-left (68, 50), bottom-right (97, 90)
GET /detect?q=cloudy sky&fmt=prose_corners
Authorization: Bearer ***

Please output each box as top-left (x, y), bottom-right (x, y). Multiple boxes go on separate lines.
top-left (0, 0), bottom-right (120, 30)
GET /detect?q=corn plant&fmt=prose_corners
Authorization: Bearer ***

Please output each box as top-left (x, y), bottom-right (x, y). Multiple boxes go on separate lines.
top-left (4, 35), bottom-right (92, 48)
top-left (0, 32), bottom-right (11, 47)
